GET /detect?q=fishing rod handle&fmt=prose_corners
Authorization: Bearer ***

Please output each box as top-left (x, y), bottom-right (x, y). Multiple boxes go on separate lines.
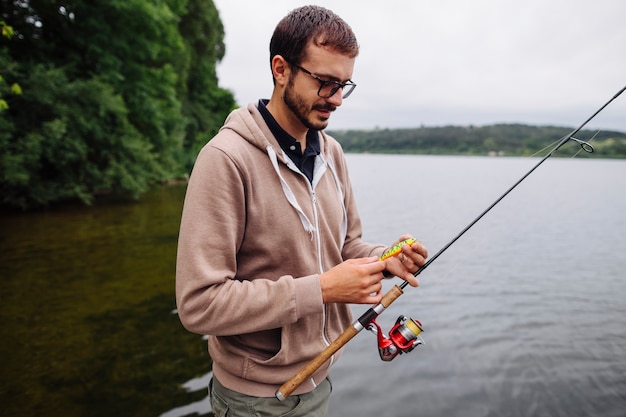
top-left (276, 285), bottom-right (404, 400)
top-left (276, 324), bottom-right (359, 400)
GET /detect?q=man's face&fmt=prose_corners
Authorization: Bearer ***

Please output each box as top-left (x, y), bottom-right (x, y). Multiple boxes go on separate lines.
top-left (283, 45), bottom-right (355, 131)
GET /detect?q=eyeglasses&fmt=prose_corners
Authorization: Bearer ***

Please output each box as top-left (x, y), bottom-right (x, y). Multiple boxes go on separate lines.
top-left (290, 63), bottom-right (357, 99)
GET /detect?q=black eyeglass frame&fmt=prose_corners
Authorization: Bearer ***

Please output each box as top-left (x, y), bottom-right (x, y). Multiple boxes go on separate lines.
top-left (290, 63), bottom-right (357, 99)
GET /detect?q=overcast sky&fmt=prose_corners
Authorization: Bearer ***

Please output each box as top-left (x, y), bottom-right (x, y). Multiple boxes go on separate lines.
top-left (212, 0), bottom-right (626, 133)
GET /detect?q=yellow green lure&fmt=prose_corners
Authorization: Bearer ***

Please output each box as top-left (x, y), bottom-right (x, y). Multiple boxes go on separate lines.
top-left (379, 238), bottom-right (417, 260)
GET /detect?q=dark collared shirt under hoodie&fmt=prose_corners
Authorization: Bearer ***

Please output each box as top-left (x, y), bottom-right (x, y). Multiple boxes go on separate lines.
top-left (258, 99), bottom-right (320, 183)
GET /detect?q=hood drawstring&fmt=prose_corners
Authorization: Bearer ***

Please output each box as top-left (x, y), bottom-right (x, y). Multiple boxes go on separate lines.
top-left (267, 145), bottom-right (315, 234)
top-left (266, 145), bottom-right (348, 246)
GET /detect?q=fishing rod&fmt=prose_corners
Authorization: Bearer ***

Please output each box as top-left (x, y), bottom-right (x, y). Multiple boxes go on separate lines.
top-left (276, 85), bottom-right (626, 400)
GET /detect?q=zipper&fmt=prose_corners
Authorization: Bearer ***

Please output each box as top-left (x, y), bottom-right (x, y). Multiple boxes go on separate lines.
top-left (308, 184), bottom-right (334, 371)
top-left (280, 151), bottom-right (334, 366)
top-left (310, 189), bottom-right (324, 274)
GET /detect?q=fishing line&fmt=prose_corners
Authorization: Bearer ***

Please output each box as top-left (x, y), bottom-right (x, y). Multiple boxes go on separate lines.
top-left (528, 140), bottom-right (560, 158)
top-left (276, 85), bottom-right (626, 400)
top-left (529, 130), bottom-right (600, 159)
top-left (399, 85), bottom-right (625, 290)
top-left (571, 131), bottom-right (600, 159)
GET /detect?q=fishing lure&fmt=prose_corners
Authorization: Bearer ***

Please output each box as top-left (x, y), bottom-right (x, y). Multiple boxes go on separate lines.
top-left (379, 238), bottom-right (417, 260)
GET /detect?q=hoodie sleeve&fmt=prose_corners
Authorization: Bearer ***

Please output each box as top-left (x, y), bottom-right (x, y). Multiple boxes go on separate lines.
top-left (175, 141), bottom-right (324, 337)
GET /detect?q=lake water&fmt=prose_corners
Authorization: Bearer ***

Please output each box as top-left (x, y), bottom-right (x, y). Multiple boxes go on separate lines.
top-left (3, 154), bottom-right (625, 417)
top-left (330, 154), bottom-right (626, 417)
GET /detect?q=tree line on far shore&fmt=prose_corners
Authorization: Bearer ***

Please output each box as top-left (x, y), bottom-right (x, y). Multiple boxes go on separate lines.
top-left (329, 124), bottom-right (626, 158)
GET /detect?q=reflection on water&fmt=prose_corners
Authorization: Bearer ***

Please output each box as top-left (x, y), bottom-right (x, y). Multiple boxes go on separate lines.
top-left (2, 155), bottom-right (626, 417)
top-left (0, 184), bottom-right (212, 417)
top-left (160, 372), bottom-right (212, 417)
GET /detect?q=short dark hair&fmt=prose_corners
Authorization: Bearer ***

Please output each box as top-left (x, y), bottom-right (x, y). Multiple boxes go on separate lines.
top-left (270, 5), bottom-right (359, 71)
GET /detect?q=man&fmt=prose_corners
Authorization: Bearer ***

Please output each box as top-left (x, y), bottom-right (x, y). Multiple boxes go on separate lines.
top-left (176, 5), bottom-right (428, 416)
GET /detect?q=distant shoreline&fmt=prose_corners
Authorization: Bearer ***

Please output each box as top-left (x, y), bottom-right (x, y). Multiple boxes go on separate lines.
top-left (328, 123), bottom-right (626, 159)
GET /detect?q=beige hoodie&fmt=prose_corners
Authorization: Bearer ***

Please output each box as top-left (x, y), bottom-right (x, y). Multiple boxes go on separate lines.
top-left (176, 102), bottom-right (385, 397)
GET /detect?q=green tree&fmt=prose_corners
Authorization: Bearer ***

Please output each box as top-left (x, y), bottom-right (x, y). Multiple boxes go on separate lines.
top-left (179, 0), bottom-right (236, 156)
top-left (0, 0), bottom-right (235, 209)
top-left (0, 20), bottom-right (21, 111)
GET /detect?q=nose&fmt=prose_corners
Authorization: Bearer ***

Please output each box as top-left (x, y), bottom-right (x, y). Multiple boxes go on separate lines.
top-left (325, 88), bottom-right (343, 107)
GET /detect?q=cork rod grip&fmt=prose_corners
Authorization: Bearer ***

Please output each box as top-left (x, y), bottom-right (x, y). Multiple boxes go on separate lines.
top-left (276, 324), bottom-right (359, 400)
top-left (380, 284), bottom-right (403, 307)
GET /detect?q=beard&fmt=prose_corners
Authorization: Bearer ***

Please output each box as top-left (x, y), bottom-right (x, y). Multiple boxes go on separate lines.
top-left (283, 75), bottom-right (336, 131)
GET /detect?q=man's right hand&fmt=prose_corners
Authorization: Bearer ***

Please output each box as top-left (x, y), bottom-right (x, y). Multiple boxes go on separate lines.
top-left (319, 256), bottom-right (386, 304)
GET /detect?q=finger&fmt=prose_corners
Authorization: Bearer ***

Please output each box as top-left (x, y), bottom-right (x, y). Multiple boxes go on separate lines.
top-left (410, 241), bottom-right (428, 258)
top-left (364, 291), bottom-right (383, 304)
top-left (353, 256), bottom-right (381, 264)
top-left (403, 246), bottom-right (427, 267)
top-left (368, 281), bottom-right (383, 297)
top-left (364, 259), bottom-right (387, 274)
top-left (353, 257), bottom-right (386, 274)
top-left (403, 273), bottom-right (420, 288)
top-left (402, 258), bottom-right (420, 275)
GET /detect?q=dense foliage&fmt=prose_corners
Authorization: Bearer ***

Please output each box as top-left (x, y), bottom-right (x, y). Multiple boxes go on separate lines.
top-left (329, 124), bottom-right (626, 158)
top-left (0, 0), bottom-right (235, 209)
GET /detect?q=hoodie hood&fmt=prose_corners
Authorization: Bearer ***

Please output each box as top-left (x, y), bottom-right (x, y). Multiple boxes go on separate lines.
top-left (220, 103), bottom-right (346, 243)
top-left (220, 102), bottom-right (277, 154)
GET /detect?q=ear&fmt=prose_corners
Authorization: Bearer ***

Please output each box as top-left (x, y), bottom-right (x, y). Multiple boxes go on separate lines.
top-left (271, 55), bottom-right (290, 87)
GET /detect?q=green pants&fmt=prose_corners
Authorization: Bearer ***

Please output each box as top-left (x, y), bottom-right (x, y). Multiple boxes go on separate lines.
top-left (210, 376), bottom-right (332, 417)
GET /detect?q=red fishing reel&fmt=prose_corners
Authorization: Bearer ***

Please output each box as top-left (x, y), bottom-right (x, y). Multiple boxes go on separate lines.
top-left (367, 315), bottom-right (424, 361)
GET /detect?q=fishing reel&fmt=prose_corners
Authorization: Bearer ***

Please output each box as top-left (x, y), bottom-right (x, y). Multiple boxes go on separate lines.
top-left (366, 315), bottom-right (424, 361)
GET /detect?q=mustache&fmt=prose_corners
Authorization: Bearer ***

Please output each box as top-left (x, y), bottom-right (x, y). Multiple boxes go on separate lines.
top-left (314, 103), bottom-right (336, 112)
